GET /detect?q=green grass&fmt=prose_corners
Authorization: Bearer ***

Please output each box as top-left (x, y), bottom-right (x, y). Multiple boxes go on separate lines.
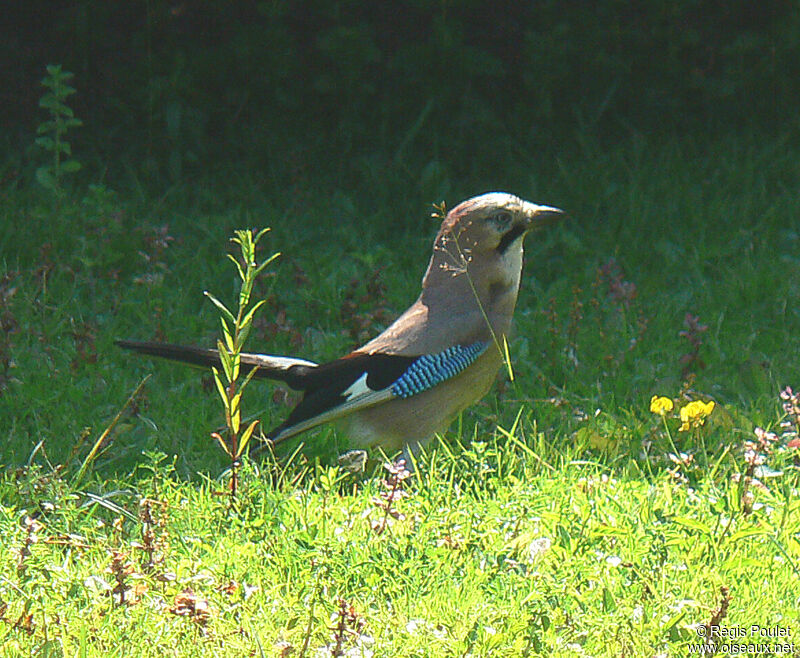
top-left (1, 130), bottom-right (799, 655)
top-left (1, 439), bottom-right (798, 656)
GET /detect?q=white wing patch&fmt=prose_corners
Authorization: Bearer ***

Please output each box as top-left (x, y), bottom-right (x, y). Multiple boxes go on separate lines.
top-left (342, 372), bottom-right (372, 400)
top-left (256, 354), bottom-right (318, 369)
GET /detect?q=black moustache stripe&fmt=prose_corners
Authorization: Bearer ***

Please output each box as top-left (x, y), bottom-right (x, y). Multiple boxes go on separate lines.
top-left (496, 224), bottom-right (526, 254)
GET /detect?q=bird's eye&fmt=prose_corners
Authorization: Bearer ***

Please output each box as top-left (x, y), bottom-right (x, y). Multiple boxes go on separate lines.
top-left (489, 212), bottom-right (512, 229)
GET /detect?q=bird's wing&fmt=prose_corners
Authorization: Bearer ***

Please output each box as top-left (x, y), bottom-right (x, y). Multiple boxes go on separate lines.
top-left (115, 340), bottom-right (317, 386)
top-left (266, 341), bottom-right (488, 443)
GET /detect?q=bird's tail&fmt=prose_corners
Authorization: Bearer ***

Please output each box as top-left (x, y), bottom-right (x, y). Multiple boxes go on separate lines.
top-left (114, 340), bottom-right (318, 387)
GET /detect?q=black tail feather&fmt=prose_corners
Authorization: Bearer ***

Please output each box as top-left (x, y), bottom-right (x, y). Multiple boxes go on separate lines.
top-left (114, 339), bottom-right (315, 387)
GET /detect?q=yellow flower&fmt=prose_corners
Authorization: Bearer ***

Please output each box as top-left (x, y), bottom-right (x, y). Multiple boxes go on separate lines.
top-left (650, 395), bottom-right (674, 416)
top-left (679, 400), bottom-right (716, 431)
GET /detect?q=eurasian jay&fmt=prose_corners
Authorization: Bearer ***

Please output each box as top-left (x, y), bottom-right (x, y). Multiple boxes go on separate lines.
top-left (117, 192), bottom-right (563, 454)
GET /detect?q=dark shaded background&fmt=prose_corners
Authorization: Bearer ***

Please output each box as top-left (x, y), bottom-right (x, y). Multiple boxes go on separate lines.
top-left (3, 0), bottom-right (798, 187)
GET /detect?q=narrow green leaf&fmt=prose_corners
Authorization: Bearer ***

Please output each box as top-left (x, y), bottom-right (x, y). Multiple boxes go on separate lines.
top-left (727, 527), bottom-right (769, 543)
top-left (236, 420), bottom-right (260, 458)
top-left (227, 253), bottom-right (245, 282)
top-left (556, 524), bottom-right (572, 551)
top-left (230, 392), bottom-right (242, 434)
top-left (238, 322), bottom-right (252, 348)
top-left (220, 317), bottom-right (234, 352)
top-left (502, 334), bottom-right (514, 382)
top-left (72, 376), bottom-right (150, 487)
top-left (241, 299), bottom-right (266, 328)
top-left (212, 432), bottom-right (232, 457)
top-left (231, 351), bottom-right (240, 381)
top-left (602, 587), bottom-right (616, 612)
top-left (672, 516), bottom-right (712, 536)
top-left (211, 368), bottom-right (230, 410)
top-left (218, 343), bottom-right (233, 382)
top-left (254, 251), bottom-right (280, 276)
top-left (204, 291), bottom-right (236, 325)
top-left (230, 387), bottom-right (242, 411)
top-left (238, 360), bottom-right (261, 390)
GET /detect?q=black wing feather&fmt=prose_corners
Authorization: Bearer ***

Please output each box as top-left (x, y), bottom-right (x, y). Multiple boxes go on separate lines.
top-left (265, 352), bottom-right (416, 440)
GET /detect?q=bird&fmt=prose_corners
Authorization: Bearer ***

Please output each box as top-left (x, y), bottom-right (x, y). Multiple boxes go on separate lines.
top-left (116, 192), bottom-right (563, 456)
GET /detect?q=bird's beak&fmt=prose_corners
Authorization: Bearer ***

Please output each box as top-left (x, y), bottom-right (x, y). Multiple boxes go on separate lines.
top-left (522, 203), bottom-right (565, 231)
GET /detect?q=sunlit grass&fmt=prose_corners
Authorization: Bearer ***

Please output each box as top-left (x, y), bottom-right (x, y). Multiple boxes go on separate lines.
top-left (1, 425), bottom-right (798, 656)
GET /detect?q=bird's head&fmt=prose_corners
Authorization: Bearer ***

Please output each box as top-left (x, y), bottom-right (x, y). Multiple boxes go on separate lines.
top-left (426, 192), bottom-right (563, 294)
top-left (361, 192), bottom-right (564, 354)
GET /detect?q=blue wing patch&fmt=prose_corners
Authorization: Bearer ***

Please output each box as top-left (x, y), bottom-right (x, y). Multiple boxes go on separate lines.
top-left (391, 342), bottom-right (488, 398)
top-left (265, 341), bottom-right (488, 444)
